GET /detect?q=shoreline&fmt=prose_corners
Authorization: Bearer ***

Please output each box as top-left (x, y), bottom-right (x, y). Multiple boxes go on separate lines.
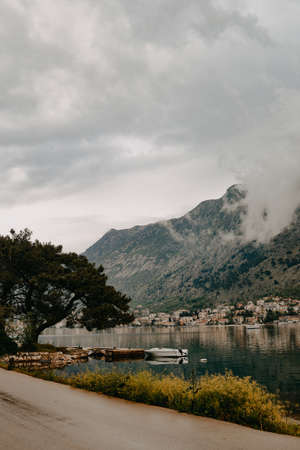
top-left (42, 320), bottom-right (300, 332)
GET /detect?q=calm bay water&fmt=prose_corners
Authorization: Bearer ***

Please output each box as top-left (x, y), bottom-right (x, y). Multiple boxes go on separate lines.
top-left (40, 324), bottom-right (300, 410)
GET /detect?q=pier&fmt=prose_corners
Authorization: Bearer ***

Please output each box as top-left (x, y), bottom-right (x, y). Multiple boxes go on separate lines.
top-left (90, 347), bottom-right (145, 360)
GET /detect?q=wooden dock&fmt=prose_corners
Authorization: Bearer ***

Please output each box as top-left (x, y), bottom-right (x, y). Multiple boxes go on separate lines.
top-left (89, 347), bottom-right (145, 361)
top-left (105, 348), bottom-right (145, 361)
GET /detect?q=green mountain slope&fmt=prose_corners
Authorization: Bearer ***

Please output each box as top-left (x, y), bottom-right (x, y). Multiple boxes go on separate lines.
top-left (84, 186), bottom-right (300, 311)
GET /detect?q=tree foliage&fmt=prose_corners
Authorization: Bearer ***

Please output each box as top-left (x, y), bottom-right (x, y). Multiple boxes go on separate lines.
top-left (0, 306), bottom-right (17, 355)
top-left (0, 229), bottom-right (133, 345)
top-left (263, 309), bottom-right (280, 323)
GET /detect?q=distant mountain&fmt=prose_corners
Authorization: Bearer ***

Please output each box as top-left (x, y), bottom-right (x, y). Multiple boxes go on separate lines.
top-left (84, 186), bottom-right (300, 311)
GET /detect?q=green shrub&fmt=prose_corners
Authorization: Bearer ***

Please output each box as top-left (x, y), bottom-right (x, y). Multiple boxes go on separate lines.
top-left (188, 372), bottom-right (293, 434)
top-left (19, 343), bottom-right (60, 353)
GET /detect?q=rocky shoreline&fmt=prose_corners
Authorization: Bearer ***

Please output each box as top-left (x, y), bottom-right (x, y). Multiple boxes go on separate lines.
top-left (0, 349), bottom-right (90, 369)
top-left (0, 347), bottom-right (145, 369)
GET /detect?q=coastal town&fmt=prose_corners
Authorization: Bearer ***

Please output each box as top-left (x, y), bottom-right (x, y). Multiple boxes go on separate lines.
top-left (132, 296), bottom-right (300, 327)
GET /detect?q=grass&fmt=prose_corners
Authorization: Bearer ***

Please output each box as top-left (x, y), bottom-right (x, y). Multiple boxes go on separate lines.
top-left (0, 342), bottom-right (62, 355)
top-left (25, 368), bottom-right (300, 437)
top-left (1, 343), bottom-right (75, 353)
top-left (18, 343), bottom-right (68, 353)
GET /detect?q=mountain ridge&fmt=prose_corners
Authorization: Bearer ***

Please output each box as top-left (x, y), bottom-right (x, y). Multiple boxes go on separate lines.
top-left (84, 185), bottom-right (300, 311)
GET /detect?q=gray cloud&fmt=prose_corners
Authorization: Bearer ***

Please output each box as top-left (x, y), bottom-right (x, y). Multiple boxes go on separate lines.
top-left (120, 0), bottom-right (271, 46)
top-left (0, 0), bottom-right (299, 250)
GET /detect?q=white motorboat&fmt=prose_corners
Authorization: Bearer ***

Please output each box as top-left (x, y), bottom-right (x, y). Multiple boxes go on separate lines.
top-left (245, 324), bottom-right (261, 329)
top-left (144, 348), bottom-right (188, 358)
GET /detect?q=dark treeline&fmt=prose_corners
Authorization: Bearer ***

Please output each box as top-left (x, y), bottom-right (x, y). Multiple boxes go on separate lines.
top-left (0, 229), bottom-right (133, 354)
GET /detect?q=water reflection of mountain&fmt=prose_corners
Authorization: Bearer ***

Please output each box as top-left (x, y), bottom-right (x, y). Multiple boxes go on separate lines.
top-left (40, 325), bottom-right (300, 409)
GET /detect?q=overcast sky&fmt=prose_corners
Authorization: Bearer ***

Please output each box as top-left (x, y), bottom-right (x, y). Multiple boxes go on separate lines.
top-left (1, 0), bottom-right (300, 252)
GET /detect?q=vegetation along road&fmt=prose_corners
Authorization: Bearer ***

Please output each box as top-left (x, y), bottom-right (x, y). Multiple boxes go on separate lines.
top-left (0, 369), bottom-right (299, 450)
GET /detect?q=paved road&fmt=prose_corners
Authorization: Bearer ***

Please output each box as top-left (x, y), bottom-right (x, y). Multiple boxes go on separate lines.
top-left (0, 368), bottom-right (299, 450)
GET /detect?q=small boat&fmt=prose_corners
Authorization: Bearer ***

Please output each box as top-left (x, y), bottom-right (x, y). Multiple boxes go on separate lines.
top-left (200, 358), bottom-right (207, 363)
top-left (144, 348), bottom-right (188, 358)
top-left (146, 357), bottom-right (188, 365)
top-left (245, 324), bottom-right (261, 329)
